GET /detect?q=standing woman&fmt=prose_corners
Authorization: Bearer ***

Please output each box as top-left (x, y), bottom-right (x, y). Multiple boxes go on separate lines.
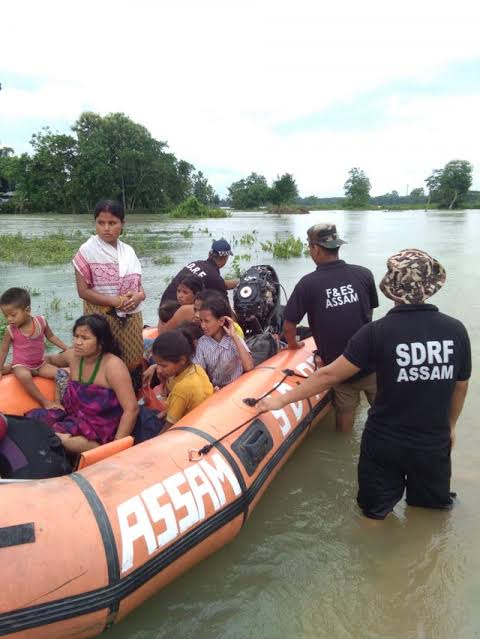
top-left (73, 200), bottom-right (145, 392)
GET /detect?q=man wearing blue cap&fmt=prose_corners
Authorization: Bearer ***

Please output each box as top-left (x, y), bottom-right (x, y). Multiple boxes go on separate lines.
top-left (160, 238), bottom-right (239, 304)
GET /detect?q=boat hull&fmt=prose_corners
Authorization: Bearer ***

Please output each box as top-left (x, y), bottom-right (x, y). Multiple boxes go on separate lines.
top-left (0, 340), bottom-right (330, 639)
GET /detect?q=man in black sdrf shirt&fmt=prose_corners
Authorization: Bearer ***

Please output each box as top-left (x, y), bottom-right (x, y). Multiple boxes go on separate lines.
top-left (259, 249), bottom-right (471, 520)
top-left (283, 223), bottom-right (378, 432)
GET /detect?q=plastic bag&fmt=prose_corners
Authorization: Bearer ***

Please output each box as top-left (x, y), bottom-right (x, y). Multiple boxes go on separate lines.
top-left (138, 385), bottom-right (167, 412)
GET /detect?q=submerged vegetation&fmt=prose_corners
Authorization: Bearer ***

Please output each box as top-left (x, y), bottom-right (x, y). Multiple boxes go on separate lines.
top-left (169, 196), bottom-right (229, 219)
top-left (0, 227), bottom-right (193, 266)
top-left (225, 231), bottom-right (307, 278)
top-left (0, 232), bottom-right (87, 266)
top-left (261, 234), bottom-right (305, 258)
top-left (153, 255), bottom-right (174, 265)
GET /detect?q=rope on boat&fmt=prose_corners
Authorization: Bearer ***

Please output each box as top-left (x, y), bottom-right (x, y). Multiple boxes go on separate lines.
top-left (188, 368), bottom-right (309, 461)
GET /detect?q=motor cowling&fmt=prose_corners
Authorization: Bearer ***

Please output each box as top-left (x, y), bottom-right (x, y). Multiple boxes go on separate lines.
top-left (233, 265), bottom-right (281, 335)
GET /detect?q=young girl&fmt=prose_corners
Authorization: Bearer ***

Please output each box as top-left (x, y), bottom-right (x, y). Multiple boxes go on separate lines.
top-left (0, 287), bottom-right (68, 409)
top-left (193, 289), bottom-right (245, 337)
top-left (193, 296), bottom-right (253, 388)
top-left (151, 330), bottom-right (213, 427)
top-left (27, 314), bottom-right (138, 454)
top-left (157, 276), bottom-right (204, 334)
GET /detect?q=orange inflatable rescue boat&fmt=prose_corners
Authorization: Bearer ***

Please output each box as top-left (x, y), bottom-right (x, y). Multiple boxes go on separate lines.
top-left (0, 338), bottom-right (330, 639)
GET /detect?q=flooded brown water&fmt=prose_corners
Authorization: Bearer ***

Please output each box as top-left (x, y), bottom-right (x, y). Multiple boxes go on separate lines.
top-left (0, 209), bottom-right (478, 638)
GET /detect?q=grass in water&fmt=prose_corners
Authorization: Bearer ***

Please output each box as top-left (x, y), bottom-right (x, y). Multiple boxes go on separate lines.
top-left (261, 234), bottom-right (305, 258)
top-left (239, 231), bottom-right (257, 247)
top-left (225, 255), bottom-right (243, 279)
top-left (0, 232), bottom-right (87, 266)
top-left (169, 196), bottom-right (230, 219)
top-left (50, 297), bottom-right (61, 311)
top-left (153, 255), bottom-right (174, 265)
top-left (0, 230), bottom-right (178, 266)
top-left (26, 286), bottom-right (41, 296)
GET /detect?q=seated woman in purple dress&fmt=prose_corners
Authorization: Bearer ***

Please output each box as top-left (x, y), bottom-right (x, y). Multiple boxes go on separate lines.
top-left (27, 314), bottom-right (138, 454)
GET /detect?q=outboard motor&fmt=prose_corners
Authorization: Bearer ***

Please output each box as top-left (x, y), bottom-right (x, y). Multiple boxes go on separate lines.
top-left (234, 265), bottom-right (282, 336)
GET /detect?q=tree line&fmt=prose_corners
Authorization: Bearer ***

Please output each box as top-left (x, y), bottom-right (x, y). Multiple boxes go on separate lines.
top-left (0, 112), bottom-right (219, 214)
top-left (0, 111), bottom-right (476, 213)
top-left (223, 161), bottom-right (476, 210)
top-left (342, 161), bottom-right (474, 209)
top-left (227, 173), bottom-right (299, 209)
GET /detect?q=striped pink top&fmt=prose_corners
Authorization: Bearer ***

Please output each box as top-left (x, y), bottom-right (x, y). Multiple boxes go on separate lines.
top-left (9, 316), bottom-right (47, 369)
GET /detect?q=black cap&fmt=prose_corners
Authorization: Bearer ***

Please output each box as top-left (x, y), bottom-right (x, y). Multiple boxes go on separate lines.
top-left (211, 238), bottom-right (233, 256)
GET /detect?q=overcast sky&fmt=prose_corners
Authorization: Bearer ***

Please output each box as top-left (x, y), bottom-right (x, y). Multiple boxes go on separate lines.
top-left (1, 0), bottom-right (479, 197)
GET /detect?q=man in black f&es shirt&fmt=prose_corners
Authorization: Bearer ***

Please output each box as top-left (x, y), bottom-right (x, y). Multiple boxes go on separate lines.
top-left (283, 223), bottom-right (378, 432)
top-left (258, 249), bottom-right (471, 521)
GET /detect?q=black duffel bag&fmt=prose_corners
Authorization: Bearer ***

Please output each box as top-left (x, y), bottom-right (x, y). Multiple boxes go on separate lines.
top-left (0, 414), bottom-right (72, 480)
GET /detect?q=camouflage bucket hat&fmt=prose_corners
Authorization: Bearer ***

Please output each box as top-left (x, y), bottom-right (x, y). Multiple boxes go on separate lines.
top-left (379, 248), bottom-right (446, 304)
top-left (307, 223), bottom-right (346, 249)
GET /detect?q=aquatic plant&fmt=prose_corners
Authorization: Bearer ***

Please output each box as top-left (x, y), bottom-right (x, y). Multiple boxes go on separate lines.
top-left (0, 232), bottom-right (86, 266)
top-left (225, 255), bottom-right (243, 279)
top-left (179, 227), bottom-right (194, 239)
top-left (261, 234), bottom-right (305, 258)
top-left (25, 286), bottom-right (41, 296)
top-left (123, 231), bottom-right (172, 255)
top-left (239, 232), bottom-right (257, 247)
top-left (153, 255), bottom-right (174, 265)
top-left (169, 196), bottom-right (230, 219)
top-left (50, 297), bottom-right (61, 311)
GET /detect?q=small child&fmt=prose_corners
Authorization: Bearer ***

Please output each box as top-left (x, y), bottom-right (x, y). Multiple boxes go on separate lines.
top-left (193, 296), bottom-right (253, 388)
top-left (0, 287), bottom-right (68, 409)
top-left (152, 330), bottom-right (213, 427)
top-left (157, 276), bottom-right (204, 334)
top-left (158, 300), bottom-right (181, 326)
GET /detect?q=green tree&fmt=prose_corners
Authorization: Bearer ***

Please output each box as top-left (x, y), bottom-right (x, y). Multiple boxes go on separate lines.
top-left (192, 170), bottom-right (218, 206)
top-left (425, 169), bottom-right (442, 210)
top-left (13, 129), bottom-right (78, 212)
top-left (227, 172), bottom-right (270, 209)
top-left (425, 161), bottom-right (473, 210)
top-left (270, 173), bottom-right (298, 205)
top-left (72, 112), bottom-right (175, 212)
top-left (344, 167), bottom-right (371, 207)
top-left (0, 114), bottom-right (221, 214)
top-left (409, 187), bottom-right (425, 203)
top-left (438, 160), bottom-right (473, 209)
top-left (0, 147), bottom-right (17, 193)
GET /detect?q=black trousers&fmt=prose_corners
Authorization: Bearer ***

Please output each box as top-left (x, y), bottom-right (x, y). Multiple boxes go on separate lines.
top-left (357, 430), bottom-right (454, 520)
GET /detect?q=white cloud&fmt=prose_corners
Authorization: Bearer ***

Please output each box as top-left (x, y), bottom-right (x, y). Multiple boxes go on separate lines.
top-left (1, 0), bottom-right (480, 195)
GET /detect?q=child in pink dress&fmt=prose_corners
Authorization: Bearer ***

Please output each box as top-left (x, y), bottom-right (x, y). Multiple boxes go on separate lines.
top-left (0, 287), bottom-right (68, 409)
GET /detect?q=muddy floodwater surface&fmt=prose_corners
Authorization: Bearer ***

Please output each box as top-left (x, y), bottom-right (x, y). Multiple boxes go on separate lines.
top-left (0, 209), bottom-right (479, 639)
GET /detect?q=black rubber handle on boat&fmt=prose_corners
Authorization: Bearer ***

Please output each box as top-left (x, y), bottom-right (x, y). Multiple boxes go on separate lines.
top-left (242, 369), bottom-right (309, 407)
top-left (196, 369), bottom-right (312, 457)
